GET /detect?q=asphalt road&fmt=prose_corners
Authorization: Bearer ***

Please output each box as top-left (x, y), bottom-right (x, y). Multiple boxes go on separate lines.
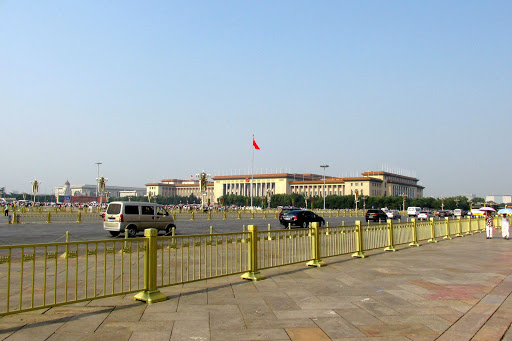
top-left (0, 214), bottom-right (454, 245)
top-left (0, 215), bottom-right (366, 245)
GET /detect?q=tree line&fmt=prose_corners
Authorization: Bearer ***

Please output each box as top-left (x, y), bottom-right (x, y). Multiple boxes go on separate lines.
top-left (219, 194), bottom-right (486, 210)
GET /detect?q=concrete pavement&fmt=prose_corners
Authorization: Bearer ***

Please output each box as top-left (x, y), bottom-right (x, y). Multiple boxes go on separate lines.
top-left (2, 231), bottom-right (512, 340)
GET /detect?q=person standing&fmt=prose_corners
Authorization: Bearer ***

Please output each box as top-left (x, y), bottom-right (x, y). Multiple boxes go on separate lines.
top-left (502, 214), bottom-right (510, 240)
top-left (4, 204), bottom-right (9, 217)
top-left (486, 211), bottom-right (494, 239)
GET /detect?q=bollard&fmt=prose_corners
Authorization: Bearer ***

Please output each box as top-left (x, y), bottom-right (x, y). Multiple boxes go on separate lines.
top-left (263, 212), bottom-right (267, 220)
top-left (208, 210), bottom-right (212, 220)
top-left (409, 218), bottom-right (419, 246)
top-left (173, 213), bottom-right (176, 220)
top-left (456, 217), bottom-right (463, 237)
top-left (76, 211), bottom-right (82, 223)
top-left (134, 229), bottom-right (168, 303)
top-left (275, 212), bottom-right (278, 219)
top-left (384, 219), bottom-right (396, 252)
top-left (238, 211), bottom-right (241, 220)
top-left (351, 221), bottom-right (365, 258)
top-left (240, 225), bottom-right (266, 281)
top-left (428, 217), bottom-right (437, 243)
top-left (223, 211), bottom-right (227, 220)
top-left (307, 222), bottom-right (326, 267)
top-left (443, 217), bottom-right (452, 239)
top-left (46, 212), bottom-right (51, 224)
top-left (12, 212), bottom-right (18, 225)
top-left (467, 216), bottom-right (473, 235)
top-left (120, 227), bottom-right (132, 253)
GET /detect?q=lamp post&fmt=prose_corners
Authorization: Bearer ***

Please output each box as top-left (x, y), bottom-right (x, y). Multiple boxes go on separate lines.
top-left (401, 193), bottom-right (407, 212)
top-left (31, 180), bottom-right (40, 204)
top-left (455, 198), bottom-right (460, 208)
top-left (94, 162), bottom-right (102, 198)
top-left (196, 171), bottom-right (211, 209)
top-left (354, 189), bottom-right (359, 211)
top-left (320, 165), bottom-right (329, 210)
top-left (440, 197), bottom-right (445, 211)
top-left (266, 188), bottom-right (273, 209)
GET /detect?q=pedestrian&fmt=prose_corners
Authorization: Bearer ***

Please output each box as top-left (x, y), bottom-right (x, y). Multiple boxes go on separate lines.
top-left (486, 211), bottom-right (494, 239)
top-left (502, 214), bottom-right (510, 240)
top-left (4, 204), bottom-right (9, 217)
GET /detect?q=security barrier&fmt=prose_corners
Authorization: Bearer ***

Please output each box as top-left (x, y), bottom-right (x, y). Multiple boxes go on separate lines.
top-left (0, 216), bottom-right (485, 315)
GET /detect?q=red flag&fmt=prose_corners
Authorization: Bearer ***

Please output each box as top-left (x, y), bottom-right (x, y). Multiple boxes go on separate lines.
top-left (253, 137), bottom-right (260, 150)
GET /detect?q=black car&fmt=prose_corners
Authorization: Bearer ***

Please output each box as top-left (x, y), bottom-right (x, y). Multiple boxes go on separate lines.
top-left (278, 207), bottom-right (301, 221)
top-left (365, 209), bottom-right (388, 222)
top-left (280, 210), bottom-right (325, 228)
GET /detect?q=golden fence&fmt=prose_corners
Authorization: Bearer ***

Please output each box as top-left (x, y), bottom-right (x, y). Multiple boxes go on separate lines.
top-left (0, 217), bottom-right (485, 315)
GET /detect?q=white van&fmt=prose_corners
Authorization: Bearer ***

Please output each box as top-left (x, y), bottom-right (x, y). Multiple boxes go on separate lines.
top-left (407, 207), bottom-right (422, 217)
top-left (103, 201), bottom-right (176, 237)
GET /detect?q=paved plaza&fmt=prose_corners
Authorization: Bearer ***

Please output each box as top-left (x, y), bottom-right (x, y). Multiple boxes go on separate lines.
top-left (1, 231), bottom-right (512, 340)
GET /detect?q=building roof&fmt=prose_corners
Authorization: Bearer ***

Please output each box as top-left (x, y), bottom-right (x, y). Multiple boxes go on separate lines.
top-left (362, 171), bottom-right (419, 181)
top-left (212, 173), bottom-right (325, 181)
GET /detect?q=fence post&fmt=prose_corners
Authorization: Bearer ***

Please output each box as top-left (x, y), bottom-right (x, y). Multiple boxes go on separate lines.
top-left (307, 222), bottom-right (326, 267)
top-left (409, 218), bottom-right (419, 246)
top-left (267, 223), bottom-right (274, 240)
top-left (456, 217), bottom-right (463, 237)
top-left (238, 211), bottom-right (241, 220)
top-left (466, 216), bottom-right (473, 235)
top-left (134, 229), bottom-right (168, 303)
top-left (443, 217), bottom-right (452, 239)
top-left (12, 212), bottom-right (18, 225)
top-left (384, 219), bottom-right (396, 251)
top-left (351, 221), bottom-right (366, 258)
top-left (76, 211), bottom-right (82, 223)
top-left (46, 212), bottom-right (51, 224)
top-left (241, 225), bottom-right (266, 281)
top-left (428, 217), bottom-right (437, 243)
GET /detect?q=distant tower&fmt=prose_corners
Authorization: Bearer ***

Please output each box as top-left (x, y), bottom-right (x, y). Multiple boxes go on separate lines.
top-left (63, 180), bottom-right (72, 197)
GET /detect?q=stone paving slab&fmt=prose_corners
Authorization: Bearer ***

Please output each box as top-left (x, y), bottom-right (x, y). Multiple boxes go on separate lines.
top-left (2, 232), bottom-right (512, 340)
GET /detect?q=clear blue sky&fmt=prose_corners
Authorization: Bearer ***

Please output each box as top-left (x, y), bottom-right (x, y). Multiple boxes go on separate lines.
top-left (1, 1), bottom-right (510, 197)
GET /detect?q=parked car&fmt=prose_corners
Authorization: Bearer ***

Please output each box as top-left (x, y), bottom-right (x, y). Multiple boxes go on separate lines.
top-left (417, 211), bottom-right (432, 220)
top-left (365, 209), bottom-right (388, 222)
top-left (280, 210), bottom-right (325, 228)
top-left (386, 210), bottom-right (401, 220)
top-left (454, 209), bottom-right (467, 217)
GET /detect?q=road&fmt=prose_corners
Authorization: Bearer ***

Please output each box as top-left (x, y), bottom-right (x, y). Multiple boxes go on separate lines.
top-left (0, 214), bottom-right (453, 245)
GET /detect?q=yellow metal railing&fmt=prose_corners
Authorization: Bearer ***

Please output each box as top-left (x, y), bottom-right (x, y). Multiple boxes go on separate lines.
top-left (0, 216), bottom-right (486, 315)
top-left (0, 238), bottom-right (146, 315)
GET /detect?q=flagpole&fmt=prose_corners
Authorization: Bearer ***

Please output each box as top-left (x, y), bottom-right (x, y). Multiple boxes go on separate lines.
top-left (251, 134), bottom-right (254, 208)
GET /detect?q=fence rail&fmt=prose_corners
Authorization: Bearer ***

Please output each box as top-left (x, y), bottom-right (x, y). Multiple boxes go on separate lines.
top-left (0, 217), bottom-right (486, 315)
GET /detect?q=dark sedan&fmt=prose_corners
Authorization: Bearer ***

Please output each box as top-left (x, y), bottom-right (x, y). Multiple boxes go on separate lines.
top-left (280, 210), bottom-right (325, 228)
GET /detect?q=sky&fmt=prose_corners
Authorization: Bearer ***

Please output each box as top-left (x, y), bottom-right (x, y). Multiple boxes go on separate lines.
top-left (1, 1), bottom-right (511, 198)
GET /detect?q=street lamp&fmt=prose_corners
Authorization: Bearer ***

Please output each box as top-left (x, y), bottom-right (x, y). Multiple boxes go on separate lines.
top-left (320, 165), bottom-right (329, 210)
top-left (401, 193), bottom-right (407, 212)
top-left (94, 162), bottom-right (102, 198)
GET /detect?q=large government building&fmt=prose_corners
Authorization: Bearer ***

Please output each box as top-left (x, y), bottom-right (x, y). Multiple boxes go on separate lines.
top-left (145, 171), bottom-right (424, 204)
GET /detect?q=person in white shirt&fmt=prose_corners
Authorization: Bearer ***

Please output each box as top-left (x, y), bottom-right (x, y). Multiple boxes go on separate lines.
top-left (501, 214), bottom-right (510, 240)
